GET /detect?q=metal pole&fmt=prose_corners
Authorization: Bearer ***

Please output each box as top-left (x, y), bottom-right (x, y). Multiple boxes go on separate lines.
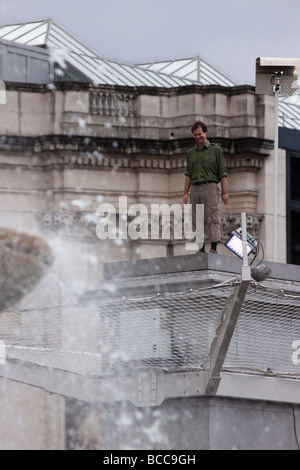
top-left (241, 212), bottom-right (248, 267)
top-left (273, 88), bottom-right (279, 262)
top-left (205, 276), bottom-right (250, 395)
top-left (205, 212), bottom-right (251, 396)
top-left (241, 212), bottom-right (251, 281)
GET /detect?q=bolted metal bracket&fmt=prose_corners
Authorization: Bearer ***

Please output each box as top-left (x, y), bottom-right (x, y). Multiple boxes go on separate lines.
top-left (137, 369), bottom-right (157, 406)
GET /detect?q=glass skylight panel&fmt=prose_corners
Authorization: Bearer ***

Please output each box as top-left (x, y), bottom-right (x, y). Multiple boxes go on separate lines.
top-left (136, 58), bottom-right (197, 82)
top-left (177, 63), bottom-right (198, 80)
top-left (92, 59), bottom-right (128, 85)
top-left (279, 115), bottom-right (300, 129)
top-left (46, 36), bottom-right (103, 83)
top-left (97, 61), bottom-right (138, 86)
top-left (198, 70), bottom-right (214, 85)
top-left (0, 22), bottom-right (45, 42)
top-left (280, 94), bottom-right (300, 106)
top-left (201, 60), bottom-right (236, 86)
top-left (109, 60), bottom-right (181, 87)
top-left (66, 54), bottom-right (102, 83)
top-left (182, 70), bottom-right (199, 82)
top-left (278, 101), bottom-right (300, 130)
top-left (50, 23), bottom-right (99, 59)
top-left (155, 58), bottom-right (196, 75)
top-left (69, 53), bottom-right (122, 86)
top-left (279, 101), bottom-right (300, 119)
top-left (137, 61), bottom-right (174, 71)
top-left (15, 24), bottom-right (48, 45)
top-left (136, 57), bottom-right (234, 87)
top-left (200, 63), bottom-right (234, 86)
top-left (113, 63), bottom-right (157, 86)
top-left (150, 68), bottom-right (189, 86)
top-left (0, 25), bottom-right (23, 37)
top-left (123, 63), bottom-right (168, 86)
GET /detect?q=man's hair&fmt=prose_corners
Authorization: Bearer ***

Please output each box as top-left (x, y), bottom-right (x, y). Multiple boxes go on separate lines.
top-left (191, 121), bottom-right (208, 133)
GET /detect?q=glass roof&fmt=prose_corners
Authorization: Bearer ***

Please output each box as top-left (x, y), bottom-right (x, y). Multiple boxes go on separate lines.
top-left (279, 99), bottom-right (300, 129)
top-left (0, 19), bottom-right (299, 129)
top-left (0, 20), bottom-right (48, 46)
top-left (137, 57), bottom-right (236, 87)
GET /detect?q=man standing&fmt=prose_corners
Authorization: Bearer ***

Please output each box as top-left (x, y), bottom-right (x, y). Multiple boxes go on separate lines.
top-left (183, 121), bottom-right (229, 253)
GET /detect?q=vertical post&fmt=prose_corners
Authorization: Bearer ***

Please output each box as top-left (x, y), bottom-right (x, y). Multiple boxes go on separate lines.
top-left (241, 212), bottom-right (248, 267)
top-left (205, 212), bottom-right (251, 396)
top-left (205, 278), bottom-right (250, 395)
top-left (241, 212), bottom-right (251, 281)
top-left (273, 88), bottom-right (279, 262)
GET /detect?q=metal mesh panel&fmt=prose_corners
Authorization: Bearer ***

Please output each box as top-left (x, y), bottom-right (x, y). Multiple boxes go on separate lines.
top-left (255, 57), bottom-right (300, 95)
top-left (0, 281), bottom-right (299, 379)
top-left (255, 72), bottom-right (296, 95)
top-left (98, 285), bottom-right (234, 373)
top-left (225, 284), bottom-right (300, 376)
top-left (0, 306), bottom-right (103, 376)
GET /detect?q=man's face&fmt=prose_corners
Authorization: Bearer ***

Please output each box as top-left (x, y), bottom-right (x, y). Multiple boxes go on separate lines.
top-left (193, 126), bottom-right (207, 148)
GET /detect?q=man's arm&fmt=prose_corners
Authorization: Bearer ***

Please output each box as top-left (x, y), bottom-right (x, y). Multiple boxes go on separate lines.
top-left (220, 176), bottom-right (229, 205)
top-left (183, 175), bottom-right (191, 204)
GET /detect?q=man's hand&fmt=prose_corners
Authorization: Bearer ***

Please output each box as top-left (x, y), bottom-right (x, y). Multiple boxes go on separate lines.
top-left (183, 193), bottom-right (189, 204)
top-left (221, 193), bottom-right (229, 205)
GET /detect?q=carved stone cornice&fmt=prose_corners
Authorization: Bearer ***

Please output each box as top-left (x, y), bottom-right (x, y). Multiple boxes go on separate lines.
top-left (220, 213), bottom-right (264, 243)
top-left (5, 80), bottom-right (255, 95)
top-left (56, 153), bottom-right (187, 170)
top-left (36, 210), bottom-right (265, 246)
top-left (0, 134), bottom-right (273, 159)
top-left (0, 135), bottom-right (273, 174)
top-left (225, 156), bottom-right (264, 171)
top-left (36, 211), bottom-right (98, 240)
top-left (228, 137), bottom-right (274, 155)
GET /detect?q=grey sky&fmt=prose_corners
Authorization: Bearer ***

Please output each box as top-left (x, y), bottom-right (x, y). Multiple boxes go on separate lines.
top-left (1, 0), bottom-right (300, 85)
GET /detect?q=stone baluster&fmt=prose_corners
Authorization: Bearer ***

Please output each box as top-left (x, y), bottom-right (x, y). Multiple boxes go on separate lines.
top-left (127, 94), bottom-right (135, 116)
top-left (118, 94), bottom-right (124, 116)
top-left (95, 93), bottom-right (100, 114)
top-left (112, 94), bottom-right (118, 116)
top-left (89, 89), bottom-right (136, 116)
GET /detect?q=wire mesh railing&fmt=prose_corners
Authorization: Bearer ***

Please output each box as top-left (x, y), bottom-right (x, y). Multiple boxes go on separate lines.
top-left (0, 281), bottom-right (299, 379)
top-left (225, 284), bottom-right (300, 376)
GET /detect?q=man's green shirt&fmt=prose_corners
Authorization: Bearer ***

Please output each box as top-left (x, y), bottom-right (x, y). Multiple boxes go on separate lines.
top-left (185, 140), bottom-right (227, 183)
